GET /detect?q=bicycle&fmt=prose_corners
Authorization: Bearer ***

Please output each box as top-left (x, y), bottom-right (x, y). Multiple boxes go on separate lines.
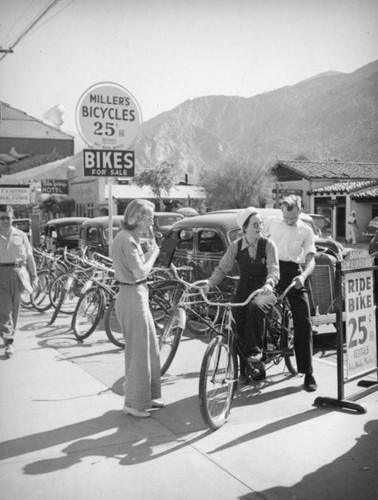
top-left (103, 271), bottom-right (184, 350)
top-left (48, 251), bottom-right (101, 325)
top-left (29, 248), bottom-right (69, 312)
top-left (71, 261), bottom-right (118, 342)
top-left (157, 264), bottom-right (230, 375)
top-left (198, 282), bottom-right (297, 430)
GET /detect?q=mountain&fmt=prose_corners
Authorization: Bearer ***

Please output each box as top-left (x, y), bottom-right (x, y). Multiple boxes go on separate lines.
top-left (133, 60), bottom-right (378, 183)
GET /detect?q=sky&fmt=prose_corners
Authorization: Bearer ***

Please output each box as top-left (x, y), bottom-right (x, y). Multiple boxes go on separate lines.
top-left (0, 0), bottom-right (377, 150)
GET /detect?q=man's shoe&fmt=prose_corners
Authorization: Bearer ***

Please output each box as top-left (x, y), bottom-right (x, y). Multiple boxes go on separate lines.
top-left (238, 374), bottom-right (249, 385)
top-left (5, 344), bottom-right (14, 357)
top-left (150, 399), bottom-right (165, 408)
top-left (304, 374), bottom-right (317, 392)
top-left (122, 405), bottom-right (151, 418)
top-left (247, 349), bottom-right (263, 363)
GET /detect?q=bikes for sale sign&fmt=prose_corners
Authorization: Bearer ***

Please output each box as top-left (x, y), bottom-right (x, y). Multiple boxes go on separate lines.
top-left (345, 270), bottom-right (377, 377)
top-left (75, 82), bottom-right (142, 150)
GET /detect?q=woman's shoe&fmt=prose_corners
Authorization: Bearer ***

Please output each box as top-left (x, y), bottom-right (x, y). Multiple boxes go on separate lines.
top-left (122, 405), bottom-right (151, 418)
top-left (150, 399), bottom-right (165, 408)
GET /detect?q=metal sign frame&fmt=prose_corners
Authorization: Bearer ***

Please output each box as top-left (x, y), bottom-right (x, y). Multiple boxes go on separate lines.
top-left (314, 259), bottom-right (378, 413)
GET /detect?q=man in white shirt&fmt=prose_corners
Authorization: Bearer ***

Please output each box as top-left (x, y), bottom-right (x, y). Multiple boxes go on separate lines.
top-left (264, 195), bottom-right (317, 391)
top-left (0, 205), bottom-right (37, 357)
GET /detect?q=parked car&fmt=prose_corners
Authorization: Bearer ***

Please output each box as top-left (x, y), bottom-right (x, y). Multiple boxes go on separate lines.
top-left (12, 218), bottom-right (31, 240)
top-left (79, 212), bottom-right (185, 256)
top-left (43, 217), bottom-right (90, 253)
top-left (161, 209), bottom-right (345, 326)
top-left (79, 216), bottom-right (124, 257)
top-left (154, 212), bottom-right (184, 245)
top-left (309, 214), bottom-right (332, 237)
top-left (363, 216), bottom-right (378, 237)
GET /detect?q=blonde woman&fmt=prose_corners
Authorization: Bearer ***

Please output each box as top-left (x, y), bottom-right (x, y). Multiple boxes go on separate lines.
top-left (111, 199), bottom-right (163, 418)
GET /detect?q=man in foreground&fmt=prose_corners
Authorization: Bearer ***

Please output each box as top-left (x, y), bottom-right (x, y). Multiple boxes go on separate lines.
top-left (0, 205), bottom-right (37, 357)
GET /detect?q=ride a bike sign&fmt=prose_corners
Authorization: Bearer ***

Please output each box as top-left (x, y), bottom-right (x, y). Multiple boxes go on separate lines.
top-left (76, 82), bottom-right (142, 177)
top-left (344, 268), bottom-right (377, 378)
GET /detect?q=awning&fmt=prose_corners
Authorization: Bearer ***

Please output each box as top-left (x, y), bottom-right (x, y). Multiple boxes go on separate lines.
top-left (105, 183), bottom-right (206, 200)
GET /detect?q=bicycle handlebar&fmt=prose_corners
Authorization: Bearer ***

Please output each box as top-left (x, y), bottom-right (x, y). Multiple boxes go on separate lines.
top-left (198, 287), bottom-right (261, 308)
top-left (277, 281), bottom-right (298, 301)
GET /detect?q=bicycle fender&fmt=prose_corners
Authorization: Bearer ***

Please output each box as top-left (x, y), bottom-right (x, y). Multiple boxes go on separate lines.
top-left (64, 276), bottom-right (74, 290)
top-left (178, 307), bottom-right (186, 329)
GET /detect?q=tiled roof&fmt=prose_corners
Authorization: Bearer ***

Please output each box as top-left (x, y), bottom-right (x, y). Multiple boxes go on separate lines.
top-left (273, 160), bottom-right (378, 180)
top-left (0, 101), bottom-right (74, 140)
top-left (309, 179), bottom-right (378, 195)
top-left (351, 187), bottom-right (378, 200)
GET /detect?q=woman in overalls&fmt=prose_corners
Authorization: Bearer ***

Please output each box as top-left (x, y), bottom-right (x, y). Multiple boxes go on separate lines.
top-left (205, 207), bottom-right (279, 382)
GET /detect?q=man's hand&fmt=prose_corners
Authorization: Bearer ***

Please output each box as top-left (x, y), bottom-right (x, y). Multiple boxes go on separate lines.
top-left (31, 275), bottom-right (39, 288)
top-left (293, 274), bottom-right (305, 289)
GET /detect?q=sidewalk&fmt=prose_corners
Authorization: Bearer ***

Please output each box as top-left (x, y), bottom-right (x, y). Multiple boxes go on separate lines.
top-left (0, 307), bottom-right (377, 500)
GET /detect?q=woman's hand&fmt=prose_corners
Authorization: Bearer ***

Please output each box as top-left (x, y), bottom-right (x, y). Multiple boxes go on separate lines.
top-left (146, 242), bottom-right (160, 261)
top-left (260, 283), bottom-right (273, 295)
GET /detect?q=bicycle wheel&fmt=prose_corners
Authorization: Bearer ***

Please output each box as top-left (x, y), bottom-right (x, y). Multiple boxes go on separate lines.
top-left (186, 286), bottom-right (225, 336)
top-left (30, 269), bottom-right (54, 312)
top-left (49, 273), bottom-right (80, 314)
top-left (72, 288), bottom-right (104, 340)
top-left (150, 279), bottom-right (182, 331)
top-left (280, 307), bottom-right (297, 375)
top-left (104, 297), bottom-right (125, 348)
top-left (158, 306), bottom-right (185, 375)
top-left (199, 335), bottom-right (238, 430)
top-left (150, 280), bottom-right (185, 374)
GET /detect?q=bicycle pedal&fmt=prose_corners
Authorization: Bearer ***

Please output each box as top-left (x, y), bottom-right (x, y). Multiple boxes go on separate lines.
top-left (281, 349), bottom-right (294, 356)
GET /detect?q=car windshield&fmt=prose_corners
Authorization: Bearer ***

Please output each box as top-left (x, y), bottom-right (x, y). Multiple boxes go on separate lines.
top-left (156, 215), bottom-right (182, 226)
top-left (12, 220), bottom-right (30, 232)
top-left (58, 224), bottom-right (80, 238)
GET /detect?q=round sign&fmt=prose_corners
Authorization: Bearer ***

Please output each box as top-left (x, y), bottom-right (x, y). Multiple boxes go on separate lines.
top-left (75, 82), bottom-right (142, 150)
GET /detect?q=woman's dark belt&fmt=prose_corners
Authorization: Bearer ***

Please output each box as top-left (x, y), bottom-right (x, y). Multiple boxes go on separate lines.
top-left (0, 262), bottom-right (23, 267)
top-left (118, 279), bottom-right (147, 286)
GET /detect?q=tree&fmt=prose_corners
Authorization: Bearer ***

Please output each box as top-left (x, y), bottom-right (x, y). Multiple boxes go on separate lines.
top-left (132, 161), bottom-right (176, 210)
top-left (200, 157), bottom-right (274, 210)
top-left (40, 195), bottom-right (76, 218)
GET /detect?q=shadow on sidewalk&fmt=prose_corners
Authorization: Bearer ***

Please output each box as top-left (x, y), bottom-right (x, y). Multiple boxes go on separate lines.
top-left (240, 419), bottom-right (378, 500)
top-left (0, 394), bottom-right (212, 475)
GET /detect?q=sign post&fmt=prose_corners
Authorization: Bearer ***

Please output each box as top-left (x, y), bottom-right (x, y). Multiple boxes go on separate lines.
top-left (314, 250), bottom-right (378, 413)
top-left (345, 270), bottom-right (377, 378)
top-left (76, 81), bottom-right (142, 248)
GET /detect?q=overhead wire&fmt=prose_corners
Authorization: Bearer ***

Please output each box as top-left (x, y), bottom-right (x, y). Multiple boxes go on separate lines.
top-left (0, 0), bottom-right (65, 62)
top-left (27, 0), bottom-right (76, 36)
top-left (0, 0), bottom-right (40, 47)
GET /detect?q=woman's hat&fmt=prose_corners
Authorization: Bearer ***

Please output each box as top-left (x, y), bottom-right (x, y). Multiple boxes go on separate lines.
top-left (236, 207), bottom-right (258, 229)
